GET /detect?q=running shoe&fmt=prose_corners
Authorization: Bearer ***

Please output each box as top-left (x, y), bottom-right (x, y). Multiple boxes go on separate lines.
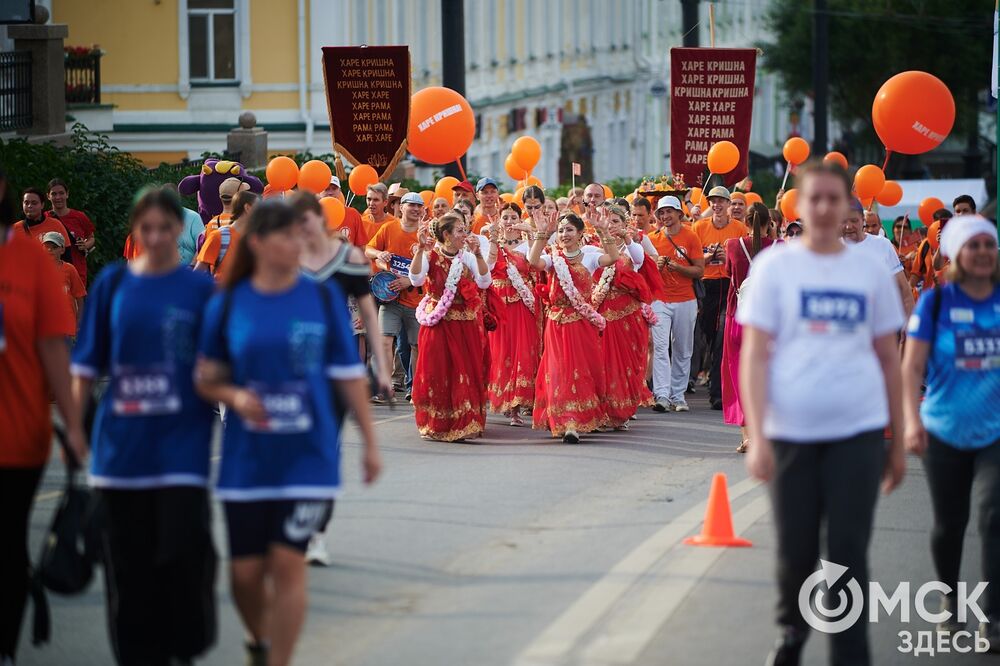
top-left (653, 399), bottom-right (669, 413)
top-left (306, 533), bottom-right (332, 567)
top-left (245, 641), bottom-right (269, 666)
top-left (670, 403), bottom-right (690, 412)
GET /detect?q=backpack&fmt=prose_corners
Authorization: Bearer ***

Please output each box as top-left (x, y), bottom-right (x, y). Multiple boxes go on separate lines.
top-left (214, 226), bottom-right (233, 273)
top-left (736, 238), bottom-right (755, 302)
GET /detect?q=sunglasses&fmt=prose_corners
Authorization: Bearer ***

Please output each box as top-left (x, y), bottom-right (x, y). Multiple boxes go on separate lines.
top-left (785, 229), bottom-right (802, 237)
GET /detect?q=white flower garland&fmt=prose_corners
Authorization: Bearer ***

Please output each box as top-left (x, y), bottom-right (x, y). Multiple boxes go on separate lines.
top-left (591, 263), bottom-right (616, 309)
top-left (552, 252), bottom-right (606, 331)
top-left (505, 251), bottom-right (535, 314)
top-left (414, 250), bottom-right (465, 327)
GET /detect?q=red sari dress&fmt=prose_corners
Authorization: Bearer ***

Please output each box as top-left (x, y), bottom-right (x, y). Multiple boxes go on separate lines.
top-left (412, 251), bottom-right (490, 441)
top-left (532, 250), bottom-right (608, 437)
top-left (487, 248), bottom-right (541, 414)
top-left (593, 253), bottom-right (654, 427)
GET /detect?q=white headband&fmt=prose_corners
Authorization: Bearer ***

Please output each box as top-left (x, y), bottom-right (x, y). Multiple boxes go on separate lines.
top-left (940, 215), bottom-right (998, 260)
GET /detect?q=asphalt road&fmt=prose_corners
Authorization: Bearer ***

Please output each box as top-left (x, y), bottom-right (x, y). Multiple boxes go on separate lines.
top-left (18, 394), bottom-right (991, 665)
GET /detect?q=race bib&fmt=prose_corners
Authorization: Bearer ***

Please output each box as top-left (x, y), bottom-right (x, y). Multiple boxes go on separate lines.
top-left (112, 363), bottom-right (181, 416)
top-left (245, 381), bottom-right (313, 434)
top-left (800, 290), bottom-right (866, 334)
top-left (389, 254), bottom-right (412, 276)
top-left (954, 329), bottom-right (1000, 370)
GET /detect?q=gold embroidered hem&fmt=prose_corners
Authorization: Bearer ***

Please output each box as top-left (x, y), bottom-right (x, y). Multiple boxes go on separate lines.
top-left (419, 420), bottom-right (485, 442)
top-left (602, 300), bottom-right (641, 322)
top-left (547, 309), bottom-right (584, 324)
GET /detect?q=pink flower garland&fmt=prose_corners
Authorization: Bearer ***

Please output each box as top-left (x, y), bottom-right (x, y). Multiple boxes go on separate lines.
top-left (552, 252), bottom-right (606, 331)
top-left (415, 251), bottom-right (465, 327)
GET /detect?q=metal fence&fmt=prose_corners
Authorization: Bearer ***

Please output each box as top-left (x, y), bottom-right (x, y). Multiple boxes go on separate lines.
top-left (0, 51), bottom-right (32, 132)
top-left (65, 52), bottom-right (101, 105)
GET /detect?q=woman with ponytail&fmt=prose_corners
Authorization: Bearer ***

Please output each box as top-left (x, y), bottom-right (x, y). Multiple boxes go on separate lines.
top-left (408, 212), bottom-right (493, 441)
top-left (723, 201), bottom-right (775, 452)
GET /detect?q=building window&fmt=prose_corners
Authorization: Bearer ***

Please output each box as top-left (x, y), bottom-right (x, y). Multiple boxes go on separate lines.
top-left (188, 0), bottom-right (236, 82)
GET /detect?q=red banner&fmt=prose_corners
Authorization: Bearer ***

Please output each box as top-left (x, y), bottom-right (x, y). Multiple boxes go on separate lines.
top-left (321, 46), bottom-right (411, 180)
top-left (670, 48), bottom-right (757, 188)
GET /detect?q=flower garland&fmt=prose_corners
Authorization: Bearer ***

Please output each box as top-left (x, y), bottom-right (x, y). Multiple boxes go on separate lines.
top-left (591, 263), bottom-right (616, 309)
top-left (552, 252), bottom-right (606, 331)
top-left (505, 252), bottom-right (535, 314)
top-left (415, 251), bottom-right (465, 327)
top-left (641, 303), bottom-right (659, 326)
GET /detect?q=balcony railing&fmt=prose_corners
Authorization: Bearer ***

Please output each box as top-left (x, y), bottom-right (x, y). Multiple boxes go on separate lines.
top-left (0, 51), bottom-right (32, 131)
top-left (65, 48), bottom-right (101, 105)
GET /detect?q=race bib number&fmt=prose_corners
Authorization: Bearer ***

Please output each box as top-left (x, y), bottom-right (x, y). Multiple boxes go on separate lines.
top-left (800, 290), bottom-right (866, 334)
top-left (954, 329), bottom-right (1000, 370)
top-left (112, 363), bottom-right (181, 416)
top-left (389, 254), bottom-right (412, 276)
top-left (245, 381), bottom-right (313, 434)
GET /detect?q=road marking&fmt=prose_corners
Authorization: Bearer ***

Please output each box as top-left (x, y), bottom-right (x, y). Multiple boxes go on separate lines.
top-left (514, 476), bottom-right (761, 665)
top-left (579, 494), bottom-right (772, 664)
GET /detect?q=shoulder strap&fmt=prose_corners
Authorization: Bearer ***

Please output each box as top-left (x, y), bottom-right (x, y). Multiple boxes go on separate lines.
top-left (739, 237), bottom-right (753, 263)
top-left (215, 226), bottom-right (232, 270)
top-left (665, 231), bottom-right (695, 266)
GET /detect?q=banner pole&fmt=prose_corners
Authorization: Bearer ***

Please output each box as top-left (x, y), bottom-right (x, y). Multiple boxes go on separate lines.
top-left (709, 4), bottom-right (716, 48)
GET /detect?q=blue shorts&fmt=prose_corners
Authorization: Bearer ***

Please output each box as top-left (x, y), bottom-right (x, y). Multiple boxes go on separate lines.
top-left (223, 499), bottom-right (334, 558)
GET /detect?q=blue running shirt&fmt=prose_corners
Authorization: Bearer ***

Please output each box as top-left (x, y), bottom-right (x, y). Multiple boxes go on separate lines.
top-left (908, 283), bottom-right (1000, 449)
top-left (199, 277), bottom-right (364, 500)
top-left (72, 265), bottom-right (216, 488)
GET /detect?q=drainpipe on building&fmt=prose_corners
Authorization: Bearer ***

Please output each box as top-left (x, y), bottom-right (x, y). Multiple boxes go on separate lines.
top-left (297, 0), bottom-right (314, 152)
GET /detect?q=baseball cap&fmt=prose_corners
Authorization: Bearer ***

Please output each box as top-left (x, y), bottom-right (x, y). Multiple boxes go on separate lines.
top-left (656, 196), bottom-right (682, 212)
top-left (400, 192), bottom-right (424, 206)
top-left (219, 177), bottom-right (248, 201)
top-left (40, 231), bottom-right (65, 247)
top-left (707, 186), bottom-right (731, 201)
top-left (476, 177), bottom-right (499, 192)
top-left (387, 183), bottom-right (409, 201)
top-left (329, 175), bottom-right (341, 189)
top-left (452, 180), bottom-right (474, 193)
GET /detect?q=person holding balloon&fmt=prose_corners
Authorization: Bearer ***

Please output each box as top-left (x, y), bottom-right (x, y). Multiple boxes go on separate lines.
top-left (528, 211), bottom-right (619, 443)
top-left (321, 178), bottom-right (369, 248)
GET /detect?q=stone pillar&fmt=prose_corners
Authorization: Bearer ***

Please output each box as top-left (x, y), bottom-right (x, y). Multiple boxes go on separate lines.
top-left (8, 22), bottom-right (67, 137)
top-left (227, 112), bottom-right (268, 169)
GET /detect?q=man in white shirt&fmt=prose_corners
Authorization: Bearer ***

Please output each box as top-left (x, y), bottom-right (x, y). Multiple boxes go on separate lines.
top-left (843, 200), bottom-right (914, 318)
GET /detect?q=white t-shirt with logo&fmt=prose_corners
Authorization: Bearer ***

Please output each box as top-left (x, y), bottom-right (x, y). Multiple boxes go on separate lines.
top-left (736, 242), bottom-right (905, 442)
top-left (845, 233), bottom-right (903, 275)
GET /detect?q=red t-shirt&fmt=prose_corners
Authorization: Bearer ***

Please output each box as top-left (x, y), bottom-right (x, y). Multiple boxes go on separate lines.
top-left (47, 209), bottom-right (94, 282)
top-left (56, 260), bottom-right (86, 323)
top-left (0, 230), bottom-right (77, 467)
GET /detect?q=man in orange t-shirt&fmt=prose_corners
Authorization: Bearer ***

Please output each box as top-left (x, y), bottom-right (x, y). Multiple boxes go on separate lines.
top-left (362, 182), bottom-right (399, 239)
top-left (322, 175), bottom-right (369, 247)
top-left (366, 192), bottom-right (424, 399)
top-left (472, 177), bottom-right (501, 234)
top-left (13, 187), bottom-right (71, 249)
top-left (691, 186), bottom-right (748, 409)
top-left (647, 196), bottom-right (705, 412)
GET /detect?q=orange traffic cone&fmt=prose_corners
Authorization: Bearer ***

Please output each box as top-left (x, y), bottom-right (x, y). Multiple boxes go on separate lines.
top-left (683, 472), bottom-right (752, 547)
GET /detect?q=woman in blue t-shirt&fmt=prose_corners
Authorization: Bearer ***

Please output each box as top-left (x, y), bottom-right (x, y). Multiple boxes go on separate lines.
top-left (194, 199), bottom-right (381, 666)
top-left (71, 187), bottom-right (218, 664)
top-left (902, 215), bottom-right (1000, 647)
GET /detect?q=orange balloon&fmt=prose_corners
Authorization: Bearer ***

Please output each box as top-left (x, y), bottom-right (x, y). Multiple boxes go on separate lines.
top-left (505, 154), bottom-right (529, 181)
top-left (823, 151), bottom-right (849, 170)
top-left (860, 196), bottom-right (875, 210)
top-left (265, 156), bottom-right (299, 191)
top-left (872, 71), bottom-right (955, 155)
top-left (525, 175), bottom-right (542, 188)
top-left (744, 192), bottom-right (763, 207)
top-left (779, 188), bottom-right (799, 221)
top-left (500, 192), bottom-right (514, 204)
top-left (854, 165), bottom-right (886, 200)
top-left (348, 164), bottom-right (379, 196)
top-left (435, 176), bottom-right (459, 205)
top-left (298, 160), bottom-right (332, 194)
top-left (513, 186), bottom-right (526, 207)
top-left (319, 196), bottom-right (346, 228)
top-left (918, 197), bottom-right (945, 226)
top-left (707, 141), bottom-right (740, 174)
top-left (875, 180), bottom-right (903, 207)
top-left (419, 190), bottom-right (434, 207)
top-left (408, 86), bottom-right (476, 164)
top-left (511, 136), bottom-right (542, 171)
top-left (603, 184), bottom-right (613, 199)
top-left (625, 192), bottom-right (636, 204)
top-left (782, 137), bottom-right (810, 165)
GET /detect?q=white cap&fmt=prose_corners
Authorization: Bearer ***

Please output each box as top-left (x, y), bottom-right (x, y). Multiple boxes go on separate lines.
top-left (656, 195), bottom-right (682, 212)
top-left (941, 215), bottom-right (998, 260)
top-left (329, 176), bottom-right (341, 188)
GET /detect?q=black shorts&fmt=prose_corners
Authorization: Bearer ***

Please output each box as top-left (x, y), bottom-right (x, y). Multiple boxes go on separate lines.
top-left (223, 499), bottom-right (334, 558)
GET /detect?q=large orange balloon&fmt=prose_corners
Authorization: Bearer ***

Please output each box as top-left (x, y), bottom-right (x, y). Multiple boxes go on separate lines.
top-left (872, 71), bottom-right (955, 155)
top-left (860, 196), bottom-right (875, 210)
top-left (513, 186), bottom-right (526, 207)
top-left (689, 187), bottom-right (708, 210)
top-left (348, 164), bottom-right (379, 196)
top-left (707, 141), bottom-right (740, 174)
top-left (500, 193), bottom-right (514, 204)
top-left (779, 189), bottom-right (799, 221)
top-left (298, 160), bottom-right (332, 194)
top-left (823, 151), bottom-right (848, 170)
top-left (435, 176), bottom-right (459, 205)
top-left (505, 154), bottom-right (529, 181)
top-left (419, 190), bottom-right (434, 207)
top-left (782, 137), bottom-right (810, 165)
top-left (744, 192), bottom-right (763, 207)
top-left (853, 165), bottom-right (886, 200)
top-left (408, 86), bottom-right (476, 164)
top-left (266, 156), bottom-right (298, 191)
top-left (511, 136), bottom-right (542, 171)
top-left (918, 197), bottom-right (945, 226)
top-left (875, 180), bottom-right (903, 207)
top-left (319, 196), bottom-right (346, 228)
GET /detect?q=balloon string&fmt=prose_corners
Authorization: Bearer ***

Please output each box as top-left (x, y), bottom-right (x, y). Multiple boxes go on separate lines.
top-left (455, 159), bottom-right (467, 181)
top-left (780, 161), bottom-right (791, 191)
top-left (881, 149), bottom-right (892, 173)
top-left (346, 192), bottom-right (355, 208)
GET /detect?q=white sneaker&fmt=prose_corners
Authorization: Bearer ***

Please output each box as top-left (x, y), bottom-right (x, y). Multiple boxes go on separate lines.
top-left (670, 402), bottom-right (690, 412)
top-left (306, 532), bottom-right (332, 567)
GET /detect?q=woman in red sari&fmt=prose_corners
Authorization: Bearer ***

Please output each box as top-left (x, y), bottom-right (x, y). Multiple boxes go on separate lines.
top-left (593, 204), bottom-right (656, 429)
top-left (486, 203), bottom-right (540, 426)
top-left (409, 212), bottom-right (493, 441)
top-left (527, 211), bottom-right (619, 443)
